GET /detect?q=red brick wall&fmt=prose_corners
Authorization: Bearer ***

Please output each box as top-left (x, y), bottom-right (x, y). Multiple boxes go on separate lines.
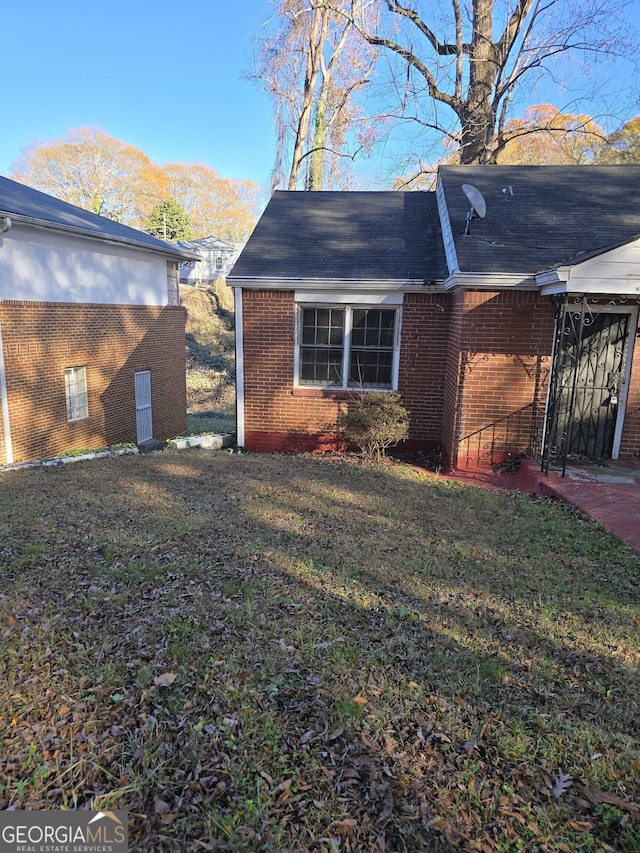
top-left (397, 292), bottom-right (451, 450)
top-left (0, 301), bottom-right (186, 465)
top-left (240, 288), bottom-right (640, 464)
top-left (242, 289), bottom-right (451, 452)
top-left (442, 290), bottom-right (556, 469)
top-left (619, 314), bottom-right (640, 458)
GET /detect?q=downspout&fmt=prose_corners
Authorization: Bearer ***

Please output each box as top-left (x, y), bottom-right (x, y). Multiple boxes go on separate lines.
top-left (0, 218), bottom-right (13, 465)
top-left (0, 322), bottom-right (13, 465)
top-left (234, 287), bottom-right (245, 448)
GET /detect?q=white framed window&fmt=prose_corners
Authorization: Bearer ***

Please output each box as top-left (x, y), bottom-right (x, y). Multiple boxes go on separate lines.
top-left (64, 366), bottom-right (88, 422)
top-left (295, 304), bottom-right (401, 390)
top-left (216, 255), bottom-right (223, 271)
top-left (167, 261), bottom-right (179, 305)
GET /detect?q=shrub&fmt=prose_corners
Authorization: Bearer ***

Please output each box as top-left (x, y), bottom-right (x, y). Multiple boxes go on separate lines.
top-left (336, 392), bottom-right (409, 463)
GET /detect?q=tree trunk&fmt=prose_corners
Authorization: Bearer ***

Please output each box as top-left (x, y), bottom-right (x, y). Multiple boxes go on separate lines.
top-left (288, 6), bottom-right (328, 189)
top-left (459, 0), bottom-right (497, 164)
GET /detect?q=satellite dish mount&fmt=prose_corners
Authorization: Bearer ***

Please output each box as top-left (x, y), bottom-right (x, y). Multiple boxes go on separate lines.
top-left (461, 184), bottom-right (486, 235)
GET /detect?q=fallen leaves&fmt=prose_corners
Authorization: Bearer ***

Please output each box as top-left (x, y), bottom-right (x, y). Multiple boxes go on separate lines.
top-left (153, 672), bottom-right (178, 688)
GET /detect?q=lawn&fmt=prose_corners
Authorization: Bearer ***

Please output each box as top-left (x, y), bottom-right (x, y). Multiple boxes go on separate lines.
top-left (0, 450), bottom-right (638, 852)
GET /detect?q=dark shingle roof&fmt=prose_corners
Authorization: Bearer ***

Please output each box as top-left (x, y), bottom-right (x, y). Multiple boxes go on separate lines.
top-left (439, 165), bottom-right (640, 274)
top-left (229, 191), bottom-right (448, 282)
top-left (0, 175), bottom-right (196, 261)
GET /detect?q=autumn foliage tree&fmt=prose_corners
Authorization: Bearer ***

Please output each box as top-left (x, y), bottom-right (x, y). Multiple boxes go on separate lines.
top-left (10, 127), bottom-right (260, 240)
top-left (496, 105), bottom-right (607, 165)
top-left (164, 163), bottom-right (260, 242)
top-left (10, 127), bottom-right (170, 227)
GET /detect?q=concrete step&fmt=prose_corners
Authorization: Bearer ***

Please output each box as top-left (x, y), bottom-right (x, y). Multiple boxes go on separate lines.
top-left (137, 438), bottom-right (165, 453)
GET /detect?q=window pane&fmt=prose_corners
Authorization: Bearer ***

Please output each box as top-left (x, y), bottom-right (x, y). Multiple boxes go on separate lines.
top-left (64, 366), bottom-right (88, 421)
top-left (349, 350), bottom-right (393, 388)
top-left (301, 347), bottom-right (343, 384)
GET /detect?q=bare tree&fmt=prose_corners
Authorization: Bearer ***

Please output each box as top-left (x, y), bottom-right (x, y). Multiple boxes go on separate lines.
top-left (256, 0), bottom-right (377, 190)
top-left (327, 0), bottom-right (633, 166)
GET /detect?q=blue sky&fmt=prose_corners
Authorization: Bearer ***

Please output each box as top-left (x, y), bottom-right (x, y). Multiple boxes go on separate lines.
top-left (2, 0), bottom-right (640, 196)
top-left (1, 1), bottom-right (276, 188)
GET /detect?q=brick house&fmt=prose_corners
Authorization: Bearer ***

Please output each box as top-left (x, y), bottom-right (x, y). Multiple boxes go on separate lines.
top-left (228, 166), bottom-right (640, 472)
top-left (0, 175), bottom-right (198, 466)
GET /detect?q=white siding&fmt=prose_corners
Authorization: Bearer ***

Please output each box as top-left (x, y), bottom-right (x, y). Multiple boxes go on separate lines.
top-left (566, 237), bottom-right (640, 295)
top-left (0, 223), bottom-right (169, 306)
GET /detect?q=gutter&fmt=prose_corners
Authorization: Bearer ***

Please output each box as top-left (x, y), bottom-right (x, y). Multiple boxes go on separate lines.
top-left (1, 212), bottom-right (200, 263)
top-left (227, 277), bottom-right (445, 291)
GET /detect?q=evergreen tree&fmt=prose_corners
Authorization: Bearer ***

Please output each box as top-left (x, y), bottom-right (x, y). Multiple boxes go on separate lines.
top-left (146, 198), bottom-right (193, 241)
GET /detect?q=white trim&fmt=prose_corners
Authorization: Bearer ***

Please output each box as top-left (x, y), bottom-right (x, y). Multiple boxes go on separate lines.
top-left (294, 290), bottom-right (403, 305)
top-left (436, 176), bottom-right (459, 274)
top-left (443, 272), bottom-right (538, 291)
top-left (228, 277), bottom-right (435, 291)
top-left (234, 287), bottom-right (245, 447)
top-left (294, 302), bottom-right (402, 391)
top-left (0, 324), bottom-right (13, 465)
top-left (611, 305), bottom-right (638, 459)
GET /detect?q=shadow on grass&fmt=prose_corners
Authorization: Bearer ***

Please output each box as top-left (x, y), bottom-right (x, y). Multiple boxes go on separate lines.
top-left (0, 451), bottom-right (638, 851)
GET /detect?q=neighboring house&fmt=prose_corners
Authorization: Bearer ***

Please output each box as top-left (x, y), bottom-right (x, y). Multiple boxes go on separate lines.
top-left (175, 235), bottom-right (245, 285)
top-left (0, 175), bottom-right (198, 466)
top-left (228, 166), bottom-right (640, 472)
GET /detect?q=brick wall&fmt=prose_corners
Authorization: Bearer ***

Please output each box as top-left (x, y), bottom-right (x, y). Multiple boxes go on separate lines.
top-left (242, 289), bottom-right (451, 452)
top-left (240, 287), bottom-right (640, 464)
top-left (617, 314), bottom-right (640, 458)
top-left (443, 290), bottom-right (556, 469)
top-left (0, 301), bottom-right (186, 465)
top-left (397, 292), bottom-right (451, 450)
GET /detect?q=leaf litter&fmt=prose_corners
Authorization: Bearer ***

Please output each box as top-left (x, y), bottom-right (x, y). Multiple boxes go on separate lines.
top-left (0, 449), bottom-right (638, 851)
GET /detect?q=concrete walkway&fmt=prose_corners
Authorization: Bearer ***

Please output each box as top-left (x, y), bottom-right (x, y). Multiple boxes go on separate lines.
top-left (439, 458), bottom-right (640, 555)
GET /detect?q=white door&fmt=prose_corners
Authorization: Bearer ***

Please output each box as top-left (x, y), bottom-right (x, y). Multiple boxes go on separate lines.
top-left (134, 371), bottom-right (153, 443)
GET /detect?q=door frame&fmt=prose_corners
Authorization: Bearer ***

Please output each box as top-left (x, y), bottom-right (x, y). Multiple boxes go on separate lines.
top-left (542, 297), bottom-right (637, 473)
top-left (134, 370), bottom-right (153, 444)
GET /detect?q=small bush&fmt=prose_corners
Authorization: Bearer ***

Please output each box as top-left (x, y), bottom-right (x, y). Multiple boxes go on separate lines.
top-left (336, 392), bottom-right (409, 463)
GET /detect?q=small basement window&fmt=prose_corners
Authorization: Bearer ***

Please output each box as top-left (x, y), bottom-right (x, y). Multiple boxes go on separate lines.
top-left (64, 366), bottom-right (88, 421)
top-left (297, 305), bottom-right (400, 390)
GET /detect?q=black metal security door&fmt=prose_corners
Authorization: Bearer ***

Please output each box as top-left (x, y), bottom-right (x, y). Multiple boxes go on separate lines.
top-left (543, 298), bottom-right (631, 474)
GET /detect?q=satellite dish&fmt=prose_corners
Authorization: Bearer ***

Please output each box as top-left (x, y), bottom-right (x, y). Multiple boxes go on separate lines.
top-left (462, 184), bottom-right (486, 218)
top-left (461, 183), bottom-right (486, 235)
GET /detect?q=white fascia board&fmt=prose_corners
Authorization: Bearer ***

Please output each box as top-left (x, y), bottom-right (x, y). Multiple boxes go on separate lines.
top-left (536, 267), bottom-right (570, 288)
top-left (443, 272), bottom-right (538, 291)
top-left (5, 214), bottom-right (199, 262)
top-left (436, 176), bottom-right (460, 274)
top-left (227, 277), bottom-right (445, 292)
top-left (295, 290), bottom-right (404, 304)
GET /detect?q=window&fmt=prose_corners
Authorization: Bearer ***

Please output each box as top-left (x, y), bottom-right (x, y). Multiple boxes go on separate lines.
top-left (64, 366), bottom-right (88, 421)
top-left (216, 255), bottom-right (223, 271)
top-left (167, 261), bottom-right (179, 305)
top-left (298, 305), bottom-right (399, 389)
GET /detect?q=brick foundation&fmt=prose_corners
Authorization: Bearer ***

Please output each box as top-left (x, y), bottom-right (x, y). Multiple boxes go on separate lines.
top-left (0, 301), bottom-right (187, 465)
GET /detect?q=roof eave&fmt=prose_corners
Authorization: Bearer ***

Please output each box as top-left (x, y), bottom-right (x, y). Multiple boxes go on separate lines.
top-left (228, 276), bottom-right (447, 292)
top-left (443, 272), bottom-right (539, 291)
top-left (3, 212), bottom-right (200, 262)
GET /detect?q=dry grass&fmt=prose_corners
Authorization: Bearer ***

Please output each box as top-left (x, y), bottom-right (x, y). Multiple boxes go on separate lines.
top-left (0, 450), bottom-right (638, 852)
top-left (181, 283), bottom-right (235, 426)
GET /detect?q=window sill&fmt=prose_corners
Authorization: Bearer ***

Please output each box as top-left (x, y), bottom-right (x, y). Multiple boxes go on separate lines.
top-left (292, 387), bottom-right (394, 399)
